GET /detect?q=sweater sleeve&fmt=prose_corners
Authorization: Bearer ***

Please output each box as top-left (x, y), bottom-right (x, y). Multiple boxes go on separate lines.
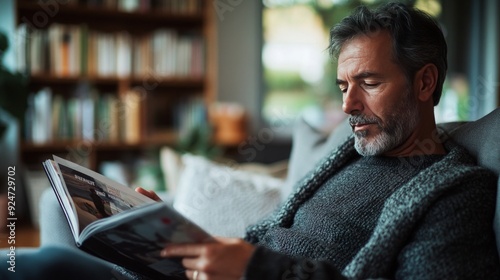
top-left (244, 246), bottom-right (347, 280)
top-left (394, 175), bottom-right (500, 279)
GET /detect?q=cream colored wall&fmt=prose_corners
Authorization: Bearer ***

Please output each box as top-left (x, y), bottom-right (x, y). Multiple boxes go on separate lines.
top-left (216, 0), bottom-right (263, 133)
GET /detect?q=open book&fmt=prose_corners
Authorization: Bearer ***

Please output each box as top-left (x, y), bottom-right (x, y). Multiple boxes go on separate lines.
top-left (42, 155), bottom-right (214, 279)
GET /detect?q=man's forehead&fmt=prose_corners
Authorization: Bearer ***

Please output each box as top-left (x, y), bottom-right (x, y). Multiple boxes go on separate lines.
top-left (337, 32), bottom-right (396, 77)
top-left (338, 32), bottom-right (393, 60)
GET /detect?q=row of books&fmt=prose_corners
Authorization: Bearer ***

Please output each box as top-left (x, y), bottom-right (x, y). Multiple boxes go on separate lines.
top-left (16, 23), bottom-right (205, 79)
top-left (29, 0), bottom-right (203, 14)
top-left (25, 86), bottom-right (142, 144)
top-left (24, 86), bottom-right (208, 145)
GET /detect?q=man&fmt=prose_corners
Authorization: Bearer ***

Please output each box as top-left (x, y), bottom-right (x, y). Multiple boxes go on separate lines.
top-left (152, 2), bottom-right (500, 279)
top-left (1, 3), bottom-right (499, 280)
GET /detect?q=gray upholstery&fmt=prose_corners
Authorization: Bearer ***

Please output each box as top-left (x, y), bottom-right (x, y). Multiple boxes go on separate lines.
top-left (448, 108), bottom-right (500, 176)
top-left (39, 189), bottom-right (77, 249)
top-left (446, 108), bottom-right (500, 257)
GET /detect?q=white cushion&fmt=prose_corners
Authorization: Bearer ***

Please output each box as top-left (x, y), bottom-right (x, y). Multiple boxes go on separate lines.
top-left (173, 153), bottom-right (284, 237)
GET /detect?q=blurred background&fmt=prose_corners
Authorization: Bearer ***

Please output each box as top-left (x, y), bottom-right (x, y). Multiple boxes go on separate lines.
top-left (0, 0), bottom-right (498, 241)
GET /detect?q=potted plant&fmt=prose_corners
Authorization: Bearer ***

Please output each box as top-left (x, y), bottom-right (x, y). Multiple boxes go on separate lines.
top-left (0, 31), bottom-right (29, 136)
top-left (0, 30), bottom-right (29, 230)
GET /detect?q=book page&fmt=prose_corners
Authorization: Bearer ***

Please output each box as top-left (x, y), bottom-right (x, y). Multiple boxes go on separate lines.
top-left (91, 202), bottom-right (213, 278)
top-left (52, 155), bottom-right (155, 234)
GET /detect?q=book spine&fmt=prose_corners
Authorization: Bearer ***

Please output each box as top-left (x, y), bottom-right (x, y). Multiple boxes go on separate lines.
top-left (80, 25), bottom-right (89, 77)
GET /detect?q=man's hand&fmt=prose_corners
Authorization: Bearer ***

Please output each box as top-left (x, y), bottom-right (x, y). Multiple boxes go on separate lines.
top-left (135, 187), bottom-right (162, 202)
top-left (161, 237), bottom-right (255, 280)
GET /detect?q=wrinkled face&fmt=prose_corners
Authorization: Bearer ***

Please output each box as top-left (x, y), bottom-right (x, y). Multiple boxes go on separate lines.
top-left (336, 31), bottom-right (419, 156)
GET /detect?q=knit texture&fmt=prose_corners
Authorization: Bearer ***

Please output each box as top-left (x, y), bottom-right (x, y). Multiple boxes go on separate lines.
top-left (256, 153), bottom-right (442, 269)
top-left (244, 136), bottom-right (500, 279)
top-left (245, 137), bottom-right (357, 243)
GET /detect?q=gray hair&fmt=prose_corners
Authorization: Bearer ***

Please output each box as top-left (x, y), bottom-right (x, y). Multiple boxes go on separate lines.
top-left (329, 2), bottom-right (447, 106)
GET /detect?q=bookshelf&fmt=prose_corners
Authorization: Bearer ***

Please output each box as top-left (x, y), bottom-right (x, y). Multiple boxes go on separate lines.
top-left (15, 0), bottom-right (217, 176)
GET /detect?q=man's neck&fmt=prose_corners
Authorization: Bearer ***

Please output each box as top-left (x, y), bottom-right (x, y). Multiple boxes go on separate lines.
top-left (383, 114), bottom-right (446, 157)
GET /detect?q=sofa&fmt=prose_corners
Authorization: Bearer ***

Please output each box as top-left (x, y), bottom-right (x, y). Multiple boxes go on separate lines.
top-left (34, 107), bottom-right (500, 266)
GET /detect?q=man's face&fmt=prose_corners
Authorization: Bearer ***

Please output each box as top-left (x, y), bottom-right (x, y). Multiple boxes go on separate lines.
top-left (336, 31), bottom-right (419, 156)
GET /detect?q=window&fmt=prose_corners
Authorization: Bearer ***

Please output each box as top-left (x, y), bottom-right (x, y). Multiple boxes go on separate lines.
top-left (262, 0), bottom-right (351, 133)
top-left (261, 0), bottom-right (471, 134)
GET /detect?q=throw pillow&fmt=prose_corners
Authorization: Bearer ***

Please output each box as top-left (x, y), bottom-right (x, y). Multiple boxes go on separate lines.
top-left (284, 116), bottom-right (351, 199)
top-left (449, 107), bottom-right (500, 175)
top-left (173, 154), bottom-right (284, 238)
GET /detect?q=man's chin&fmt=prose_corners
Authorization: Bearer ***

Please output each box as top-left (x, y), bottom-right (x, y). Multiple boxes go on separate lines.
top-left (353, 130), bottom-right (368, 138)
top-left (354, 134), bottom-right (392, 156)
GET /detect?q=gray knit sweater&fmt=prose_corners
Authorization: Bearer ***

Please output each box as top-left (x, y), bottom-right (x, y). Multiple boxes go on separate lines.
top-left (244, 136), bottom-right (500, 279)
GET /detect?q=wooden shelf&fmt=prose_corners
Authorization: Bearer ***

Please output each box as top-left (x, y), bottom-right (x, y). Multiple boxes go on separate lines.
top-left (28, 74), bottom-right (206, 89)
top-left (28, 75), bottom-right (118, 85)
top-left (22, 135), bottom-right (179, 152)
top-left (17, 1), bottom-right (204, 30)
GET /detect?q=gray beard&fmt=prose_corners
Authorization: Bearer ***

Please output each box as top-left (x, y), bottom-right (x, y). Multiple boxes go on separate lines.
top-left (353, 94), bottom-right (419, 156)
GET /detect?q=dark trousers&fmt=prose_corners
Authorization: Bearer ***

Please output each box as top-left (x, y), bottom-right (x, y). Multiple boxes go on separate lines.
top-left (0, 246), bottom-right (148, 280)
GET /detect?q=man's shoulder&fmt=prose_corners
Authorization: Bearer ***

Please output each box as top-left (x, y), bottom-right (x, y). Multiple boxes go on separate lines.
top-left (434, 140), bottom-right (497, 192)
top-left (441, 139), bottom-right (495, 173)
top-left (390, 140), bottom-right (497, 207)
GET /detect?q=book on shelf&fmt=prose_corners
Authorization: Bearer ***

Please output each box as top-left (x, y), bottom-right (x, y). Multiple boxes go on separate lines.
top-left (116, 31), bottom-right (133, 77)
top-left (30, 87), bottom-right (53, 144)
top-left (122, 90), bottom-right (142, 143)
top-left (42, 155), bottom-right (214, 279)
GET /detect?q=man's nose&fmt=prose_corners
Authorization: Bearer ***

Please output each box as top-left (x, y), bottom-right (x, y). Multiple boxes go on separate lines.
top-left (342, 86), bottom-right (363, 114)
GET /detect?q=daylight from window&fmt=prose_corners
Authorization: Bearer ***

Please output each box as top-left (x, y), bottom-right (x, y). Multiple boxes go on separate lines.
top-left (261, 0), bottom-right (467, 134)
top-left (262, 1), bottom-right (344, 133)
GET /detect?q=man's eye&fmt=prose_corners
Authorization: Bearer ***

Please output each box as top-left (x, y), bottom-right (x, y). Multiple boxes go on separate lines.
top-left (363, 82), bottom-right (380, 88)
top-left (339, 86), bottom-right (348, 93)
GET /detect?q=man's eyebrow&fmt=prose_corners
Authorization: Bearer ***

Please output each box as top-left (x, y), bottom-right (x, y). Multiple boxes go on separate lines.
top-left (336, 72), bottom-right (383, 85)
top-left (353, 72), bottom-right (381, 79)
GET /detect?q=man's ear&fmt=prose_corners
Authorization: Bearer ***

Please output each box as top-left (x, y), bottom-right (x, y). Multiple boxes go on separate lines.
top-left (414, 63), bottom-right (438, 102)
